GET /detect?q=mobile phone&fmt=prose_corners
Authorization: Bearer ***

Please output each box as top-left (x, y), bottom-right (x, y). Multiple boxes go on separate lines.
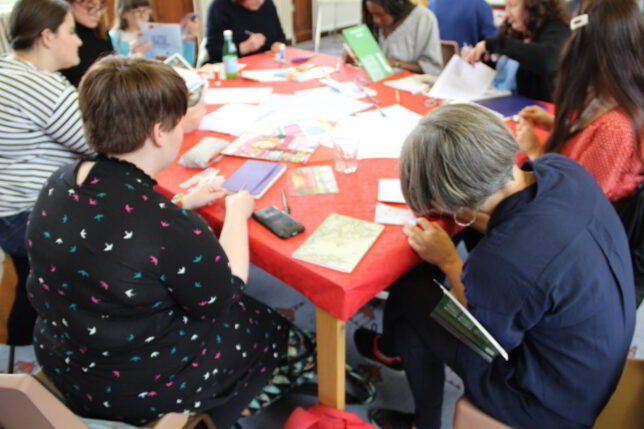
top-left (252, 206), bottom-right (305, 239)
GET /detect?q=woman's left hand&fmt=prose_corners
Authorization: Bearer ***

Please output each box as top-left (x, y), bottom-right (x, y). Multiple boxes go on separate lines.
top-left (465, 40), bottom-right (487, 64)
top-left (270, 42), bottom-right (284, 54)
top-left (403, 218), bottom-right (459, 271)
top-left (516, 119), bottom-right (544, 160)
top-left (181, 182), bottom-right (227, 210)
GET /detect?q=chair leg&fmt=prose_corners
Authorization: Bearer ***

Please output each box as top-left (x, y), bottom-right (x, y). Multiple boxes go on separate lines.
top-left (8, 344), bottom-right (15, 374)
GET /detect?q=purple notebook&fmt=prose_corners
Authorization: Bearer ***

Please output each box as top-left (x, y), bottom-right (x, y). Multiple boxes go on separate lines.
top-left (474, 95), bottom-right (547, 118)
top-left (223, 160), bottom-right (286, 199)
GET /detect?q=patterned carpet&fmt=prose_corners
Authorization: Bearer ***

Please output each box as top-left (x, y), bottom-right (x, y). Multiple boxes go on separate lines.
top-left (4, 263), bottom-right (644, 429)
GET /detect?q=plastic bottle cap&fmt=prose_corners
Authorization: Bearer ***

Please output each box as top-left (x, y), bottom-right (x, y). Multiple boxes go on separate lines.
top-left (223, 29), bottom-right (232, 37)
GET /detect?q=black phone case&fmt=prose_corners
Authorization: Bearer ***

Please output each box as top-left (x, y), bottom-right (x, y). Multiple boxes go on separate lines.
top-left (252, 206), bottom-right (305, 239)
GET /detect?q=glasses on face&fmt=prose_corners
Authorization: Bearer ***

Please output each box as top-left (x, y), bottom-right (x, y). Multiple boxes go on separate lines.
top-left (76, 0), bottom-right (107, 14)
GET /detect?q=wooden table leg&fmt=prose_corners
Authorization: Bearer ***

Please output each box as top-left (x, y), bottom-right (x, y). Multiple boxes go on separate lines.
top-left (315, 306), bottom-right (346, 410)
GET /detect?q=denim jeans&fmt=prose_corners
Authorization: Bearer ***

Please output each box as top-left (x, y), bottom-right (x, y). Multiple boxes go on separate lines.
top-left (1, 210), bottom-right (36, 345)
top-left (0, 211), bottom-right (30, 257)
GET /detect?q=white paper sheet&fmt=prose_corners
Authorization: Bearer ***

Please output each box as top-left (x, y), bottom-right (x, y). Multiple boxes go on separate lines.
top-left (293, 94), bottom-right (372, 122)
top-left (295, 79), bottom-right (377, 99)
top-left (384, 74), bottom-right (438, 95)
top-left (241, 69), bottom-right (290, 82)
top-left (204, 87), bottom-right (273, 104)
top-left (374, 203), bottom-right (416, 225)
top-left (378, 179), bottom-right (406, 203)
top-left (198, 104), bottom-right (275, 136)
top-left (330, 105), bottom-right (422, 159)
top-left (428, 56), bottom-right (496, 101)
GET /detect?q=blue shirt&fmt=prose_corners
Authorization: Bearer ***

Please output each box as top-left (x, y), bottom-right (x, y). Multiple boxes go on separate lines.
top-left (463, 155), bottom-right (635, 426)
top-left (429, 0), bottom-right (497, 47)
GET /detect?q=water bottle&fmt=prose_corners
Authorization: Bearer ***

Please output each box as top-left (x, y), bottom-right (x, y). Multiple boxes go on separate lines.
top-left (222, 29), bottom-right (238, 79)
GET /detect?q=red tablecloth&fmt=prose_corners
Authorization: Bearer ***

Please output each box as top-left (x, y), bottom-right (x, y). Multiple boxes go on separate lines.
top-left (156, 48), bottom-right (458, 321)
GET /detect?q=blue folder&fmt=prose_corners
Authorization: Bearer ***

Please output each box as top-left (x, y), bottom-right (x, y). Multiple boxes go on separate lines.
top-left (474, 95), bottom-right (547, 118)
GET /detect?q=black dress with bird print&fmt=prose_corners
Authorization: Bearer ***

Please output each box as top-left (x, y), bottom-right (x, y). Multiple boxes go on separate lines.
top-left (26, 155), bottom-right (289, 426)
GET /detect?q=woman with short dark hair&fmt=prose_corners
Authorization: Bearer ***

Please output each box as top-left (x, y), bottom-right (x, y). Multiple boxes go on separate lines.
top-left (355, 103), bottom-right (635, 429)
top-left (363, 0), bottom-right (443, 74)
top-left (0, 0), bottom-right (93, 345)
top-left (466, 0), bottom-right (570, 101)
top-left (26, 57), bottom-right (313, 429)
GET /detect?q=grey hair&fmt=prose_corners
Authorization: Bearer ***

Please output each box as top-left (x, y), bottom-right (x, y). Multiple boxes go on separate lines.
top-left (400, 103), bottom-right (518, 214)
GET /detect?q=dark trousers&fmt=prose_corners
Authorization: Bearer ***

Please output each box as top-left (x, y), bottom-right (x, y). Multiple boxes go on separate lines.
top-left (379, 263), bottom-right (589, 429)
top-left (1, 211), bottom-right (38, 345)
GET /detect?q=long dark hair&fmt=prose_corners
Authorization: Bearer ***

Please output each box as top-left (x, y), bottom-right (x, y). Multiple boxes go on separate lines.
top-left (500, 0), bottom-right (569, 40)
top-left (363, 0), bottom-right (415, 36)
top-left (10, 0), bottom-right (69, 50)
top-left (547, 0), bottom-right (644, 154)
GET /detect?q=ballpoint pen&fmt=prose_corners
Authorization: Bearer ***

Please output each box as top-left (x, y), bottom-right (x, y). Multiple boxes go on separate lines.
top-left (281, 189), bottom-right (290, 214)
top-left (355, 79), bottom-right (386, 117)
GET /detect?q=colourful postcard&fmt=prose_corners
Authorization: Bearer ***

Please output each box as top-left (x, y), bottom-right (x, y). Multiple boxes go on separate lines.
top-left (291, 166), bottom-right (339, 195)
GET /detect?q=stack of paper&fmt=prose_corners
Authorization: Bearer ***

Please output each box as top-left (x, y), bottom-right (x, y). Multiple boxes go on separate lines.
top-left (204, 87), bottom-right (273, 104)
top-left (198, 104), bottom-right (274, 136)
top-left (384, 74), bottom-right (438, 95)
top-left (222, 160), bottom-right (286, 199)
top-left (330, 105), bottom-right (422, 159)
top-left (295, 78), bottom-right (377, 99)
top-left (428, 56), bottom-right (496, 101)
top-left (241, 69), bottom-right (289, 82)
top-left (374, 203), bottom-right (416, 225)
top-left (377, 179), bottom-right (405, 203)
top-left (292, 213), bottom-right (384, 272)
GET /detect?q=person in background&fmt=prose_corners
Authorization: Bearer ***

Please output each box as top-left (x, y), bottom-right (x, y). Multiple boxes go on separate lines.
top-left (206, 0), bottom-right (285, 63)
top-left (363, 0), bottom-right (442, 75)
top-left (60, 0), bottom-right (113, 86)
top-left (517, 0), bottom-right (643, 303)
top-left (429, 0), bottom-right (496, 48)
top-left (354, 104), bottom-right (635, 429)
top-left (27, 56), bottom-right (315, 429)
top-left (109, 1), bottom-right (200, 66)
top-left (465, 0), bottom-right (570, 101)
top-left (108, 0), bottom-right (153, 55)
top-left (0, 0), bottom-right (94, 346)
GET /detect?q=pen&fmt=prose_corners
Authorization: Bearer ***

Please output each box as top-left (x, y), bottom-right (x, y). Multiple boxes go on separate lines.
top-left (281, 189), bottom-right (290, 214)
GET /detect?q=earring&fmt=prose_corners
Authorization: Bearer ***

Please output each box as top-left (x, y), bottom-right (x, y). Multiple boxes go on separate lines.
top-left (453, 210), bottom-right (476, 227)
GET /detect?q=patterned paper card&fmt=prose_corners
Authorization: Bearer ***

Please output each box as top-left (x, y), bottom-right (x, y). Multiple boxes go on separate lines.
top-left (292, 213), bottom-right (384, 273)
top-left (291, 166), bottom-right (338, 195)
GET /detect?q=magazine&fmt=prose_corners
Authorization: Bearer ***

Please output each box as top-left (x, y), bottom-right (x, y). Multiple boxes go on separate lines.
top-left (431, 279), bottom-right (509, 362)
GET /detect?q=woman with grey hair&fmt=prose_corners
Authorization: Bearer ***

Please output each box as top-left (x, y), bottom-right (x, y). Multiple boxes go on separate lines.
top-left (354, 104), bottom-right (635, 429)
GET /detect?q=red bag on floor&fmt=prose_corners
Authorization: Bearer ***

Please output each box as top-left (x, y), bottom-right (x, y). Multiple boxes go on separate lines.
top-left (283, 404), bottom-right (377, 429)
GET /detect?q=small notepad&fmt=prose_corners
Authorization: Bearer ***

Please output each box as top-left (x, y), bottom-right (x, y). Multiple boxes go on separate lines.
top-left (292, 213), bottom-right (384, 273)
top-left (223, 160), bottom-right (286, 199)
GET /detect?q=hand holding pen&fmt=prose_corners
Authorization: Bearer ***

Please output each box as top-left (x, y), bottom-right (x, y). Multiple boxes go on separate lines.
top-left (240, 30), bottom-right (266, 54)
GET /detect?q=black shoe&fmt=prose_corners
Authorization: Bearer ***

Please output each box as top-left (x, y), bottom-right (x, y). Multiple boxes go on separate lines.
top-left (369, 408), bottom-right (415, 429)
top-left (354, 328), bottom-right (403, 371)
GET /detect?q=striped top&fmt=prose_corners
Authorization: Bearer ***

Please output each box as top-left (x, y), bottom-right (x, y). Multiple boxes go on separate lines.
top-left (0, 55), bottom-right (94, 217)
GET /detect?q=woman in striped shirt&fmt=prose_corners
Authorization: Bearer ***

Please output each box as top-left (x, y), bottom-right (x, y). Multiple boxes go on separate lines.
top-left (0, 0), bottom-right (94, 344)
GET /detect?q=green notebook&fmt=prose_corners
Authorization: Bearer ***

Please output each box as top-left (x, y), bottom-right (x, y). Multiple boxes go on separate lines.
top-left (342, 24), bottom-right (394, 82)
